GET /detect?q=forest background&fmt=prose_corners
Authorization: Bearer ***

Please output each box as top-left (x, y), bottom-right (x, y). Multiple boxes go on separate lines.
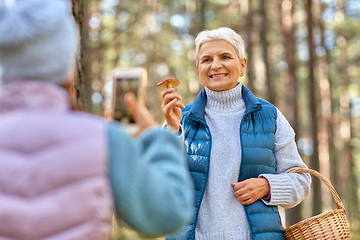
top-left (70, 0), bottom-right (360, 239)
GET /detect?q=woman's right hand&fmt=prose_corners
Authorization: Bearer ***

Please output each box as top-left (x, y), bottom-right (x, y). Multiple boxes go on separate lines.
top-left (161, 88), bottom-right (185, 132)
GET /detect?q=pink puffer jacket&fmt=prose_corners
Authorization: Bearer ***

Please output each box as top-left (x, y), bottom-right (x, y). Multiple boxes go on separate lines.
top-left (0, 81), bottom-right (114, 240)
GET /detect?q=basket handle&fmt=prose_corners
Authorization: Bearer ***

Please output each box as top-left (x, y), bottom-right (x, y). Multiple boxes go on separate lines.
top-left (289, 168), bottom-right (344, 210)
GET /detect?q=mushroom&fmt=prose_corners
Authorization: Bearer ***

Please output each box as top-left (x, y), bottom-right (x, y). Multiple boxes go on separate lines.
top-left (157, 78), bottom-right (180, 89)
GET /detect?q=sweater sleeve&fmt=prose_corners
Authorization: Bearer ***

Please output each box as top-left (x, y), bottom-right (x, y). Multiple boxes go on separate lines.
top-left (107, 122), bottom-right (194, 237)
top-left (162, 121), bottom-right (185, 142)
top-left (259, 109), bottom-right (311, 208)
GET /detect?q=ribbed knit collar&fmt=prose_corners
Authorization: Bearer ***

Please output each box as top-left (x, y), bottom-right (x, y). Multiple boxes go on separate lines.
top-left (204, 82), bottom-right (244, 112)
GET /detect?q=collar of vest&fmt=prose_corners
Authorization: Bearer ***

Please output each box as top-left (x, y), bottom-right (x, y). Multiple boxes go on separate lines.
top-left (188, 85), bottom-right (262, 123)
top-left (242, 85), bottom-right (262, 114)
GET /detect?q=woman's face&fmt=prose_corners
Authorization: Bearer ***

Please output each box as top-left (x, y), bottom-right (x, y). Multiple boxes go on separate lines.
top-left (197, 39), bottom-right (246, 92)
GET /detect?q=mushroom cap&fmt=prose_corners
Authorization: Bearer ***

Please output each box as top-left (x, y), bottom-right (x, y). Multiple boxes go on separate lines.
top-left (157, 78), bottom-right (180, 89)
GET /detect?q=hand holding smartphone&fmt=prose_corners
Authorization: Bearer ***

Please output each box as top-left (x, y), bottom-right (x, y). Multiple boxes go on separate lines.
top-left (111, 67), bottom-right (155, 136)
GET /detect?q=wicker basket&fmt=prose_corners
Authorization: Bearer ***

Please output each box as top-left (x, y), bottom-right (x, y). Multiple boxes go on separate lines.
top-left (283, 168), bottom-right (350, 239)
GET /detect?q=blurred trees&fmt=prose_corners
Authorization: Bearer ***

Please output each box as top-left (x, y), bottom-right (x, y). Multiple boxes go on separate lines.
top-left (72, 0), bottom-right (360, 238)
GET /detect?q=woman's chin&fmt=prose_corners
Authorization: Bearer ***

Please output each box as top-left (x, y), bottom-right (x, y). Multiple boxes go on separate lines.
top-left (209, 87), bottom-right (230, 92)
top-left (206, 83), bottom-right (236, 92)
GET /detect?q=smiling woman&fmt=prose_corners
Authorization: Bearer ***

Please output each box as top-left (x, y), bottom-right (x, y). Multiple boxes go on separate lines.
top-left (160, 27), bottom-right (311, 240)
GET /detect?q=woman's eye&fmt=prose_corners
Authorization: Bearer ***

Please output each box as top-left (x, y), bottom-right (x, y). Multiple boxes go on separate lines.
top-left (202, 59), bottom-right (210, 63)
top-left (223, 56), bottom-right (230, 59)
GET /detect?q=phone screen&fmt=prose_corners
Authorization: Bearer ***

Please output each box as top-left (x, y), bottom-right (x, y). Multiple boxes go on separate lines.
top-left (114, 77), bottom-right (139, 123)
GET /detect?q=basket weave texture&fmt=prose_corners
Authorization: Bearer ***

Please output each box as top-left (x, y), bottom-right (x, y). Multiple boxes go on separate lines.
top-left (283, 168), bottom-right (350, 240)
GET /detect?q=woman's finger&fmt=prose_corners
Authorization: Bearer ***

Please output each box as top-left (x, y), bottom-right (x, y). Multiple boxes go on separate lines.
top-left (124, 92), bottom-right (136, 110)
top-left (161, 88), bottom-right (175, 99)
top-left (174, 102), bottom-right (185, 109)
top-left (163, 98), bottom-right (179, 115)
top-left (162, 92), bottom-right (182, 106)
top-left (238, 197), bottom-right (253, 205)
top-left (167, 100), bottom-right (185, 110)
top-left (124, 92), bottom-right (158, 132)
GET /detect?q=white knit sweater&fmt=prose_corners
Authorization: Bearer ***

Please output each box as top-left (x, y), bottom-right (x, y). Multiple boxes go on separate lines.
top-left (193, 83), bottom-right (311, 240)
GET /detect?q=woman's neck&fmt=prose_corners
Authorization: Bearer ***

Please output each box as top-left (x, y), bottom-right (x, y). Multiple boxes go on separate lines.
top-left (204, 82), bottom-right (243, 112)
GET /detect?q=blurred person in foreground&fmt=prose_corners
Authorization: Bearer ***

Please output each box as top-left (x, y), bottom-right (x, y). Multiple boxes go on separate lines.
top-left (0, 0), bottom-right (193, 239)
top-left (161, 27), bottom-right (311, 240)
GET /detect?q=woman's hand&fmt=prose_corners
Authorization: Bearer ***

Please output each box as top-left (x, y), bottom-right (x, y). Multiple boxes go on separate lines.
top-left (124, 92), bottom-right (158, 136)
top-left (231, 178), bottom-right (270, 205)
top-left (161, 88), bottom-right (185, 131)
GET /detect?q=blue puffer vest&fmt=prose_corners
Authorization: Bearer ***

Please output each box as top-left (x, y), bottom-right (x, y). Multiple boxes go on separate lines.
top-left (166, 85), bottom-right (284, 240)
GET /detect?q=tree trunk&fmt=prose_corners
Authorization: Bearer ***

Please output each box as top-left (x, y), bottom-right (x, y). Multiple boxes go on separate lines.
top-left (338, 43), bottom-right (359, 224)
top-left (71, 0), bottom-right (87, 110)
top-left (279, 0), bottom-right (302, 226)
top-left (259, 0), bottom-right (275, 104)
top-left (192, 0), bottom-right (206, 36)
top-left (245, 0), bottom-right (255, 93)
top-left (316, 0), bottom-right (332, 212)
top-left (82, 2), bottom-right (93, 113)
top-left (305, 0), bottom-right (322, 216)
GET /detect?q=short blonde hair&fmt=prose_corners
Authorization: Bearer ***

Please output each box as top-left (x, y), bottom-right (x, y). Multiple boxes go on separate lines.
top-left (194, 27), bottom-right (245, 66)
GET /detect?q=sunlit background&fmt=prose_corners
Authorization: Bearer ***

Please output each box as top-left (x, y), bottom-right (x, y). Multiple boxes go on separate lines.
top-left (71, 0), bottom-right (360, 239)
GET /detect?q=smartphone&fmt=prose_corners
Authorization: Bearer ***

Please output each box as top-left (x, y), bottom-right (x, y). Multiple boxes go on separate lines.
top-left (111, 67), bottom-right (147, 126)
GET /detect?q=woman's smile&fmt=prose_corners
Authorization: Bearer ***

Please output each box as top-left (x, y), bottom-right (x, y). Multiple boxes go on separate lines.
top-left (210, 73), bottom-right (228, 79)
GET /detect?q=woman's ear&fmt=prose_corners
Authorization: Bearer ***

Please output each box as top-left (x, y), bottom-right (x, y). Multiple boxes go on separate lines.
top-left (240, 58), bottom-right (247, 75)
